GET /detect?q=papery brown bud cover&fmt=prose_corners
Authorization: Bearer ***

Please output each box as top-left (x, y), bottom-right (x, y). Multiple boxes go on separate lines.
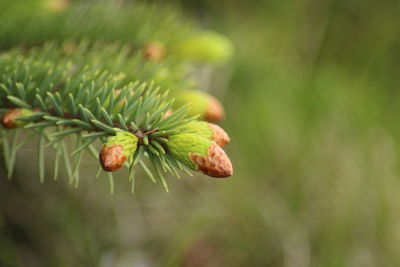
top-left (162, 109), bottom-right (173, 119)
top-left (204, 95), bottom-right (225, 122)
top-left (2, 109), bottom-right (23, 129)
top-left (99, 131), bottom-right (139, 172)
top-left (189, 143), bottom-right (233, 178)
top-left (1, 108), bottom-right (33, 129)
top-left (208, 123), bottom-right (230, 147)
top-left (143, 42), bottom-right (166, 61)
top-left (99, 144), bottom-right (127, 172)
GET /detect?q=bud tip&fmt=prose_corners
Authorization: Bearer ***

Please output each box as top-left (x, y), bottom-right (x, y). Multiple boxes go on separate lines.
top-left (189, 143), bottom-right (233, 178)
top-left (2, 109), bottom-right (23, 129)
top-left (99, 144), bottom-right (127, 172)
top-left (208, 123), bottom-right (230, 147)
top-left (143, 42), bottom-right (166, 61)
top-left (204, 96), bottom-right (225, 122)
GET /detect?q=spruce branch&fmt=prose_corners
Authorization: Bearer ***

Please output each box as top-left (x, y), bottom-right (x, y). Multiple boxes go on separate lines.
top-left (0, 41), bottom-right (233, 192)
top-left (0, 1), bottom-right (234, 192)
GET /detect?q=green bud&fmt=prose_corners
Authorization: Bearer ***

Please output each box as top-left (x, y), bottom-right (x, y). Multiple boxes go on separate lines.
top-left (1, 108), bottom-right (34, 129)
top-left (173, 90), bottom-right (225, 122)
top-left (167, 132), bottom-right (233, 178)
top-left (184, 120), bottom-right (213, 139)
top-left (183, 120), bottom-right (230, 147)
top-left (99, 131), bottom-right (138, 172)
top-left (174, 31), bottom-right (234, 64)
top-left (168, 133), bottom-right (212, 170)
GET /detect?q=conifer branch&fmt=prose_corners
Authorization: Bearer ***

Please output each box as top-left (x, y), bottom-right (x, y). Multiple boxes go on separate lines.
top-left (0, 0), bottom-right (234, 192)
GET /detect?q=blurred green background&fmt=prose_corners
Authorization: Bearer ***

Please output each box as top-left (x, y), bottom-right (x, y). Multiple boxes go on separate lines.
top-left (2, 0), bottom-right (400, 266)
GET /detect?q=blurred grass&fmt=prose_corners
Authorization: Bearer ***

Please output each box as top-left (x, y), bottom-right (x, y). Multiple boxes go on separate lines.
top-left (154, 0), bottom-right (400, 266)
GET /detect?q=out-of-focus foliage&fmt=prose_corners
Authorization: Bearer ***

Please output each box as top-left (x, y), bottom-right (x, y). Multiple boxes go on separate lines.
top-left (160, 0), bottom-right (400, 266)
top-left (2, 0), bottom-right (400, 266)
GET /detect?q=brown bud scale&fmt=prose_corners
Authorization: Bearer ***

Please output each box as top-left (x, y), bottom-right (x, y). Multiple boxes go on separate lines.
top-left (162, 109), bottom-right (173, 119)
top-left (204, 96), bottom-right (225, 122)
top-left (189, 143), bottom-right (233, 178)
top-left (99, 144), bottom-right (127, 172)
top-left (2, 109), bottom-right (23, 129)
top-left (208, 123), bottom-right (230, 147)
top-left (143, 42), bottom-right (166, 61)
